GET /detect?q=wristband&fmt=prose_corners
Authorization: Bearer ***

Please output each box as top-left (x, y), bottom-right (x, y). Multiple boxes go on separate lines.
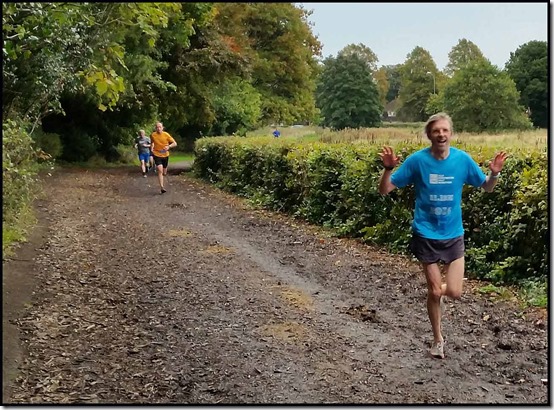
top-left (383, 165), bottom-right (395, 171)
top-left (490, 173), bottom-right (500, 179)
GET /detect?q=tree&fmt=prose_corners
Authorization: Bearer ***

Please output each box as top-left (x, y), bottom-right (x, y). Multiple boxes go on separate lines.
top-left (373, 67), bottom-right (389, 109)
top-left (444, 38), bottom-right (486, 77)
top-left (382, 64), bottom-right (402, 103)
top-left (155, 3), bottom-right (246, 137)
top-left (316, 54), bottom-right (382, 130)
top-left (443, 60), bottom-right (532, 132)
top-left (209, 78), bottom-right (262, 136)
top-left (242, 3), bottom-right (322, 125)
top-left (337, 43), bottom-right (378, 74)
top-left (4, 2), bottom-right (324, 162)
top-left (2, 3), bottom-right (185, 125)
top-left (424, 93), bottom-right (445, 117)
top-left (3, 3), bottom-right (93, 124)
top-left (396, 47), bottom-right (438, 121)
top-left (38, 3), bottom-right (213, 160)
top-left (504, 41), bottom-right (547, 128)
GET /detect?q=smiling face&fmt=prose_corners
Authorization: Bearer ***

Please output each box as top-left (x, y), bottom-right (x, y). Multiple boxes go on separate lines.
top-left (427, 118), bottom-right (452, 153)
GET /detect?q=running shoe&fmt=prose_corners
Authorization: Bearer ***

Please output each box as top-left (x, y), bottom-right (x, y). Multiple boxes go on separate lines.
top-left (429, 340), bottom-right (445, 359)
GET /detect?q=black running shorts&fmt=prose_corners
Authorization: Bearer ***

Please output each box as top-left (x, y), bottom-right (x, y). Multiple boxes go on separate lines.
top-left (409, 234), bottom-right (464, 264)
top-left (153, 155), bottom-right (169, 168)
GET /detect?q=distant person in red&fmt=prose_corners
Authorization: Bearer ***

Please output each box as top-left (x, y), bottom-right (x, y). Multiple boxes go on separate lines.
top-left (150, 122), bottom-right (177, 194)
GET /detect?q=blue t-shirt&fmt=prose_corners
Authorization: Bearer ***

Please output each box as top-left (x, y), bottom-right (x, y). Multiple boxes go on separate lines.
top-left (273, 130), bottom-right (281, 138)
top-left (390, 147), bottom-right (486, 240)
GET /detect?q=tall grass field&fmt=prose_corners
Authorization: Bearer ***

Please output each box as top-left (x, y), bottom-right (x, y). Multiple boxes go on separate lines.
top-left (250, 125), bottom-right (547, 151)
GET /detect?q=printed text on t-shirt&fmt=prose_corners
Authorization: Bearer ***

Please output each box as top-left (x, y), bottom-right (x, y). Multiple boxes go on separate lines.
top-left (429, 174), bottom-right (454, 184)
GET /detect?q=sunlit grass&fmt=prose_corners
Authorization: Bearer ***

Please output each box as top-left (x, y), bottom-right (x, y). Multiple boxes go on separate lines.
top-left (246, 125), bottom-right (320, 139)
top-left (318, 126), bottom-right (547, 151)
top-left (129, 152), bottom-right (195, 166)
top-left (477, 282), bottom-right (546, 309)
top-left (170, 152), bottom-right (195, 162)
top-left (454, 130), bottom-right (547, 151)
top-left (247, 125), bottom-right (547, 151)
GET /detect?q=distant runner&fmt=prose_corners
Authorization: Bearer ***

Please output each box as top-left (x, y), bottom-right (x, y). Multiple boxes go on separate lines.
top-left (150, 122), bottom-right (177, 194)
top-left (135, 129), bottom-right (152, 178)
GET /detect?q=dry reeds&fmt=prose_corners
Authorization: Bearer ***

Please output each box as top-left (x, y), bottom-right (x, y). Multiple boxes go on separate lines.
top-left (318, 127), bottom-right (547, 151)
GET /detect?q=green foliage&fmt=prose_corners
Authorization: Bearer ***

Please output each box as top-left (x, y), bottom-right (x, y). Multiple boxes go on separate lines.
top-left (331, 148), bottom-right (386, 234)
top-left (3, 205), bottom-right (37, 258)
top-left (2, 3), bottom-right (183, 122)
top-left (3, 2), bottom-right (196, 162)
top-left (504, 40), bottom-right (548, 128)
top-left (424, 93), bottom-right (445, 117)
top-left (156, 4), bottom-right (244, 134)
top-left (257, 147), bottom-right (302, 212)
top-left (193, 138), bottom-right (233, 183)
top-left (2, 119), bottom-right (43, 252)
top-left (5, 3), bottom-right (323, 163)
top-left (444, 38), bottom-right (487, 77)
top-left (30, 129), bottom-right (63, 159)
top-left (337, 43), bottom-right (378, 73)
top-left (493, 158), bottom-right (547, 282)
top-left (3, 3), bottom-right (86, 121)
top-left (115, 144), bottom-right (138, 165)
top-left (378, 122), bottom-right (425, 130)
top-left (297, 147), bottom-right (349, 225)
top-left (374, 67), bottom-right (389, 109)
top-left (443, 60), bottom-right (533, 132)
top-left (397, 47), bottom-right (438, 121)
top-left (209, 78), bottom-right (262, 136)
top-left (194, 137), bottom-right (547, 290)
top-left (360, 206), bottom-right (413, 253)
top-left (77, 3), bottom-right (186, 112)
top-left (357, 143), bottom-right (420, 252)
top-left (383, 64), bottom-right (402, 103)
top-left (218, 144), bottom-right (266, 196)
top-left (59, 129), bottom-right (100, 163)
top-left (82, 3), bottom-right (212, 151)
top-left (463, 151), bottom-right (547, 284)
top-left (316, 54), bottom-right (383, 130)
top-left (43, 95), bottom-right (120, 162)
top-left (244, 3), bottom-right (322, 125)
top-left (519, 279), bottom-right (547, 308)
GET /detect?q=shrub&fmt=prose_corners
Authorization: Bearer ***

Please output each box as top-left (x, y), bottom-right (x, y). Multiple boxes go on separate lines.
top-left (193, 136), bottom-right (547, 287)
top-left (31, 129), bottom-right (63, 159)
top-left (2, 119), bottom-right (42, 252)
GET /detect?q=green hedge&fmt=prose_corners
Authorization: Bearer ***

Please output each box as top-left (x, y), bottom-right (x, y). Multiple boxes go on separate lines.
top-left (193, 136), bottom-right (547, 286)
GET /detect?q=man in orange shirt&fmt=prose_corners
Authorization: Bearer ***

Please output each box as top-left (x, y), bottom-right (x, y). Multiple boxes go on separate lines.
top-left (150, 122), bottom-right (177, 194)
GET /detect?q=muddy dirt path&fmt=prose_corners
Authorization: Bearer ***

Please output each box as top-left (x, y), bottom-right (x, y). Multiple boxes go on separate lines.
top-left (2, 165), bottom-right (548, 404)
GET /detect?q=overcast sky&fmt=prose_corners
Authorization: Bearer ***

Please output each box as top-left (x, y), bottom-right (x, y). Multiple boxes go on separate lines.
top-left (298, 2), bottom-right (549, 70)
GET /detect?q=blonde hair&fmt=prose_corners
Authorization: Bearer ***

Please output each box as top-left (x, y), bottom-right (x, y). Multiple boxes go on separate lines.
top-left (424, 112), bottom-right (453, 138)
